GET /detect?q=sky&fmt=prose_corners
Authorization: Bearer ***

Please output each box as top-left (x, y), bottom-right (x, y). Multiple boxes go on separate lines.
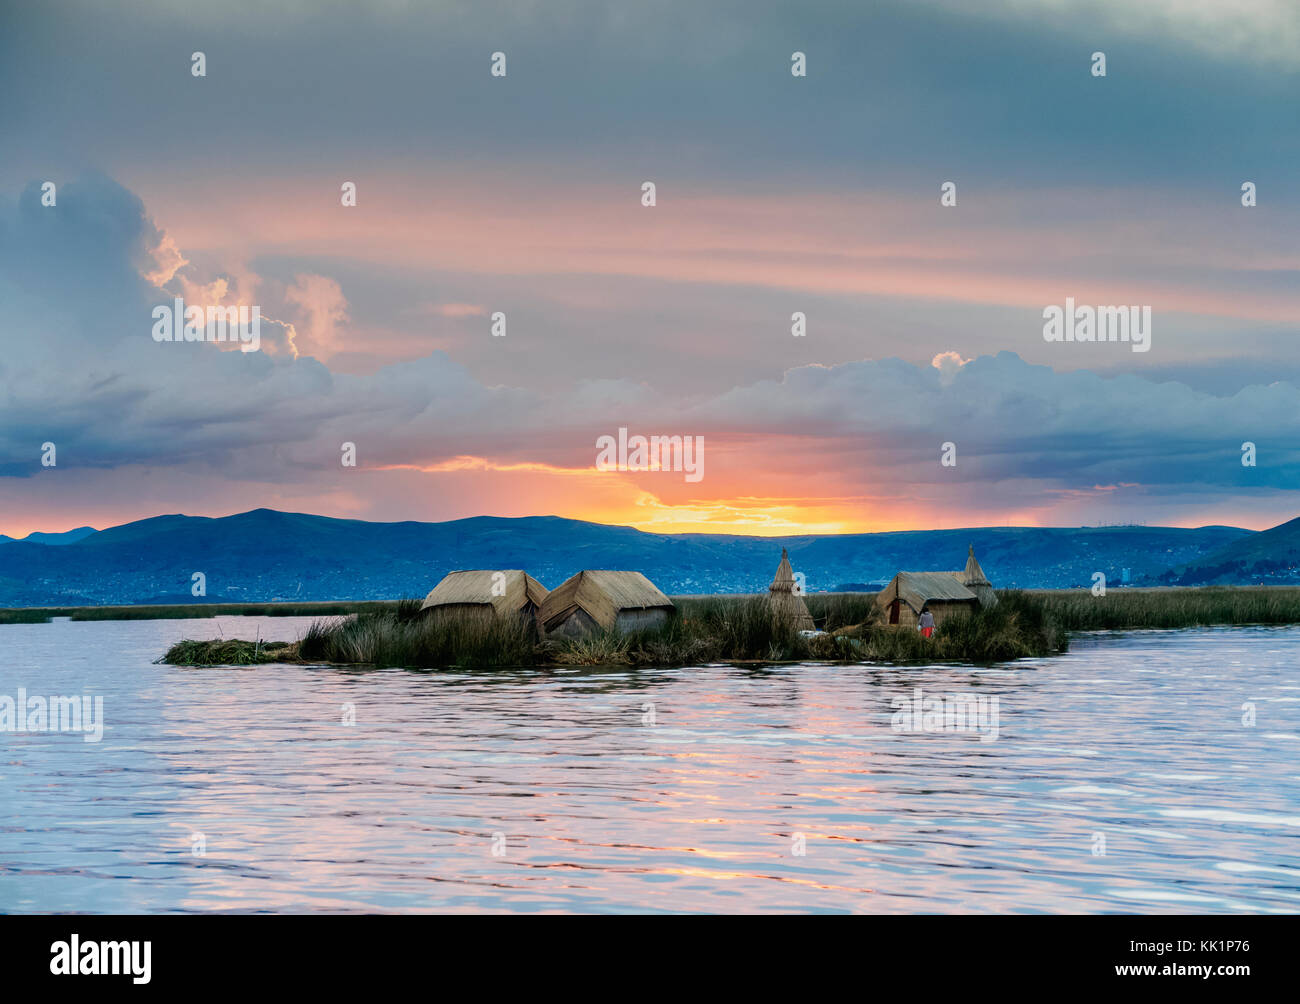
top-left (0, 0), bottom-right (1297, 537)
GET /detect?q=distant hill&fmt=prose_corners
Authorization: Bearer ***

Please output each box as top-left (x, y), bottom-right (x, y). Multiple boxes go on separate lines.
top-left (0, 526), bottom-right (98, 546)
top-left (0, 507), bottom-right (1266, 606)
top-left (1159, 515), bottom-right (1300, 585)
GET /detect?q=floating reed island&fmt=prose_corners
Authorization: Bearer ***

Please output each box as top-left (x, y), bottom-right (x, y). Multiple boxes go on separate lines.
top-left (152, 549), bottom-right (1300, 670)
top-left (160, 549), bottom-right (1070, 668)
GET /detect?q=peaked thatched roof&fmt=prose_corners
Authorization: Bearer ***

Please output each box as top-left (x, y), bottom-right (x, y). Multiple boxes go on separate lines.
top-left (768, 548), bottom-right (815, 630)
top-left (420, 569), bottom-right (548, 616)
top-left (960, 545), bottom-right (991, 586)
top-left (539, 570), bottom-right (673, 632)
top-left (769, 547), bottom-right (797, 592)
top-left (877, 571), bottom-right (978, 614)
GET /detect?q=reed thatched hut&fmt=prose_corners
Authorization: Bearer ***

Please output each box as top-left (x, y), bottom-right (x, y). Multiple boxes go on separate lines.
top-left (876, 572), bottom-right (977, 627)
top-left (876, 546), bottom-right (997, 627)
top-left (958, 545), bottom-right (998, 608)
top-left (538, 569), bottom-right (674, 638)
top-left (420, 570), bottom-right (549, 627)
top-left (768, 548), bottom-right (815, 631)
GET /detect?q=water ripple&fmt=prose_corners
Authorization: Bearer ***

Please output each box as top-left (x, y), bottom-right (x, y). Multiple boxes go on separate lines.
top-left (1, 618), bottom-right (1297, 913)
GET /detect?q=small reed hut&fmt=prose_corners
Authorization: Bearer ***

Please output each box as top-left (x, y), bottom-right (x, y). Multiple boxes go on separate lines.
top-left (538, 569), bottom-right (674, 638)
top-left (958, 545), bottom-right (998, 608)
top-left (420, 570), bottom-right (549, 628)
top-left (768, 548), bottom-right (815, 631)
top-left (876, 545), bottom-right (998, 628)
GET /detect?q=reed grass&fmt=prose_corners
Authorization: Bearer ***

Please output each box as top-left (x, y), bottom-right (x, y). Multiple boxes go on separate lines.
top-left (1028, 586), bottom-right (1300, 630)
top-left (157, 638), bottom-right (300, 666)
top-left (0, 608), bottom-right (54, 624)
top-left (297, 598), bottom-right (538, 669)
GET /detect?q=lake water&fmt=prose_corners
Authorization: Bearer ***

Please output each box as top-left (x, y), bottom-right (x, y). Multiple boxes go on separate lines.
top-left (1, 616), bottom-right (1298, 913)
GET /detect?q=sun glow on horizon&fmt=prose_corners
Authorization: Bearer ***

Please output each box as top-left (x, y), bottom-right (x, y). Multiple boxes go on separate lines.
top-left (0, 460), bottom-right (1291, 539)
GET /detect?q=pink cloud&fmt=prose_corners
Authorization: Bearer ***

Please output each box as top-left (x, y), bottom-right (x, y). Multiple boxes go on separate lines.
top-left (423, 302), bottom-right (487, 318)
top-left (136, 170), bottom-right (1300, 326)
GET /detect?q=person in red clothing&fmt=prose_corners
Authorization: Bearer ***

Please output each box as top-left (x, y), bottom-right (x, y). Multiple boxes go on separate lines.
top-left (918, 606), bottom-right (935, 638)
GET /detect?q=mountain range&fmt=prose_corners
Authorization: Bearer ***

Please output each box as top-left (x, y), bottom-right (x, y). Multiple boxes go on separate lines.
top-left (0, 508), bottom-right (1294, 607)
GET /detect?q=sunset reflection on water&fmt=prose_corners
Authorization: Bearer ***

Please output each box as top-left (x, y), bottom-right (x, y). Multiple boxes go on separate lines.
top-left (2, 617), bottom-right (1298, 913)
